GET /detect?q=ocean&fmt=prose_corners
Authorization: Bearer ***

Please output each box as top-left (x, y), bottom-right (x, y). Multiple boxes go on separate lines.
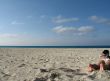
top-left (0, 46), bottom-right (110, 48)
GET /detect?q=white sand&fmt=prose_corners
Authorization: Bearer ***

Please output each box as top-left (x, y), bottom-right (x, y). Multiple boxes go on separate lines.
top-left (0, 48), bottom-right (110, 81)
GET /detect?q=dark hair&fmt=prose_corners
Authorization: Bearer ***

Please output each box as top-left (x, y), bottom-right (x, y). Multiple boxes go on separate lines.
top-left (103, 50), bottom-right (110, 58)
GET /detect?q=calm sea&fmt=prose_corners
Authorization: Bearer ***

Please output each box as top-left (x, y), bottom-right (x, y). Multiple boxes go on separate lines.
top-left (0, 46), bottom-right (110, 48)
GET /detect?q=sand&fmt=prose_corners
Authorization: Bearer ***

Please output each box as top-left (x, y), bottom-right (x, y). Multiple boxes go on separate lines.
top-left (0, 48), bottom-right (110, 81)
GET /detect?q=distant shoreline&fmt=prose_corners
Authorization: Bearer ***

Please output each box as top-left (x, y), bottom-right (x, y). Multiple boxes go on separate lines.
top-left (0, 46), bottom-right (110, 48)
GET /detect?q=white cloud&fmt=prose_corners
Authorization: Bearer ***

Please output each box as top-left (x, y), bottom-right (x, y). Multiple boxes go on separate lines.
top-left (53, 25), bottom-right (77, 33)
top-left (78, 26), bottom-right (94, 33)
top-left (89, 16), bottom-right (98, 20)
top-left (0, 33), bottom-right (29, 39)
top-left (89, 16), bottom-right (110, 25)
top-left (53, 25), bottom-right (94, 35)
top-left (0, 33), bottom-right (32, 45)
top-left (11, 21), bottom-right (24, 25)
top-left (0, 36), bottom-right (60, 46)
top-left (52, 15), bottom-right (79, 24)
top-left (40, 15), bottom-right (46, 18)
top-left (27, 16), bottom-right (32, 18)
top-left (0, 33), bottom-right (19, 38)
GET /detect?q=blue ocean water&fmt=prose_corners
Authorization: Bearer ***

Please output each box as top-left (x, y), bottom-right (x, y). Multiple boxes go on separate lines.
top-left (0, 46), bottom-right (110, 48)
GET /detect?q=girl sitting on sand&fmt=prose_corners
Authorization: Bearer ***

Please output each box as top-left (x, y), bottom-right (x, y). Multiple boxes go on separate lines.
top-left (88, 50), bottom-right (110, 72)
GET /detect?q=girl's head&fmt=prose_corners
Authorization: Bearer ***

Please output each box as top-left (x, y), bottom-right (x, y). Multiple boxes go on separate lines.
top-left (102, 50), bottom-right (109, 57)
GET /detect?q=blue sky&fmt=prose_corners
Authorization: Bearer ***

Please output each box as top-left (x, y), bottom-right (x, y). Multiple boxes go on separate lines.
top-left (0, 0), bottom-right (110, 46)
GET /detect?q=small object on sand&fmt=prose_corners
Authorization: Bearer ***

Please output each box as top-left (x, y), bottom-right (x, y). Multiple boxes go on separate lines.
top-left (33, 77), bottom-right (47, 81)
top-left (50, 73), bottom-right (60, 79)
top-left (18, 63), bottom-right (26, 67)
top-left (40, 69), bottom-right (49, 72)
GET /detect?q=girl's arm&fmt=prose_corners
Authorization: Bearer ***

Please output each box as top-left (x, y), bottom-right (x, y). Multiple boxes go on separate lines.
top-left (106, 59), bottom-right (110, 65)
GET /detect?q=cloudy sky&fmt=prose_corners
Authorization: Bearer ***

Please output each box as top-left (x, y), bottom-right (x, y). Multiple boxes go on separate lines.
top-left (0, 0), bottom-right (110, 46)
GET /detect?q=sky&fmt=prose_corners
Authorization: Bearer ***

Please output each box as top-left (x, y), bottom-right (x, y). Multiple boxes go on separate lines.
top-left (0, 0), bottom-right (110, 46)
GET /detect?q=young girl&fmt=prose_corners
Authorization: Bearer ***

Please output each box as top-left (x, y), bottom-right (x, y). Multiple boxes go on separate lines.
top-left (88, 50), bottom-right (110, 72)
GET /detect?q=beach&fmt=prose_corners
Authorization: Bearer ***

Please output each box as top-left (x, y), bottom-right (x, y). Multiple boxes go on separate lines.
top-left (0, 48), bottom-right (110, 81)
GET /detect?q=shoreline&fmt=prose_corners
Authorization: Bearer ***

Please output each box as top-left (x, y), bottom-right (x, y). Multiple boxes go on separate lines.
top-left (0, 46), bottom-right (110, 48)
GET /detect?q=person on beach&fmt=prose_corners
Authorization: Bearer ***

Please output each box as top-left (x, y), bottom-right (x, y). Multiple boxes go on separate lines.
top-left (88, 50), bottom-right (110, 72)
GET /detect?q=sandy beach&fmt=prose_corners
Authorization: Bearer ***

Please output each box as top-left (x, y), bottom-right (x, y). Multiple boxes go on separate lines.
top-left (0, 48), bottom-right (110, 81)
